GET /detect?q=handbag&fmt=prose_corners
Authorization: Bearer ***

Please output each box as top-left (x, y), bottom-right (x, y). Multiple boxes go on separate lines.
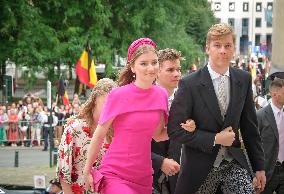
top-left (91, 168), bottom-right (105, 192)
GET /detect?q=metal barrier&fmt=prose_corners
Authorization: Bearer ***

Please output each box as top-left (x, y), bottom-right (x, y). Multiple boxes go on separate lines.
top-left (0, 120), bottom-right (65, 146)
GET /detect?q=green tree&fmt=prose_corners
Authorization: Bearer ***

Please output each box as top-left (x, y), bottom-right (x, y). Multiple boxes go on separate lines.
top-left (0, 1), bottom-right (28, 92)
top-left (0, 1), bottom-right (61, 90)
top-left (186, 0), bottom-right (217, 48)
top-left (1, 0), bottom-right (216, 93)
top-left (106, 0), bottom-right (208, 72)
top-left (30, 0), bottom-right (112, 79)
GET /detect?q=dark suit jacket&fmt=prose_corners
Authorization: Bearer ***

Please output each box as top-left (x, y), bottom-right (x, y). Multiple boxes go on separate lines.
top-left (257, 104), bottom-right (279, 183)
top-left (151, 139), bottom-right (181, 194)
top-left (167, 66), bottom-right (265, 194)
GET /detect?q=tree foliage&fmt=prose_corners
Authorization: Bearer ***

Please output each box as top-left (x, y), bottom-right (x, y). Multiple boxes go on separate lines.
top-left (186, 0), bottom-right (217, 48)
top-left (0, 0), bottom-right (216, 89)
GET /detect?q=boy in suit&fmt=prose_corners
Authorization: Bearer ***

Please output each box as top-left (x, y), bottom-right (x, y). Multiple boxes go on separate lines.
top-left (152, 48), bottom-right (183, 194)
top-left (168, 23), bottom-right (266, 194)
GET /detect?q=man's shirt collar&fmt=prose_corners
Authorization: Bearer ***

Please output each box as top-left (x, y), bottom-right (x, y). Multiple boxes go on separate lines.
top-left (207, 63), bottom-right (230, 80)
top-left (271, 101), bottom-right (284, 115)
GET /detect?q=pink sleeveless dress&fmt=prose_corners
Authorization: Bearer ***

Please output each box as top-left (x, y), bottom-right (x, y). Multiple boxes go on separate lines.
top-left (94, 83), bottom-right (168, 194)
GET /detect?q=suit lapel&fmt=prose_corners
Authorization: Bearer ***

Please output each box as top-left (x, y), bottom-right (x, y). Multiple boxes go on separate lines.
top-left (198, 66), bottom-right (223, 126)
top-left (223, 67), bottom-right (243, 128)
top-left (265, 105), bottom-right (279, 142)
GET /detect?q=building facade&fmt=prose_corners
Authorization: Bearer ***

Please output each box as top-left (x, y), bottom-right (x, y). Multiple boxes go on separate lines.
top-left (271, 0), bottom-right (284, 70)
top-left (208, 0), bottom-right (273, 58)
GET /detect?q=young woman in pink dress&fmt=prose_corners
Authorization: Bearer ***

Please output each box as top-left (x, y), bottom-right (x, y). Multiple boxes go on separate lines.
top-left (84, 38), bottom-right (195, 194)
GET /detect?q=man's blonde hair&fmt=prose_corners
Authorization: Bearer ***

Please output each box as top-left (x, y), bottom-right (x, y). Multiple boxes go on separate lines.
top-left (206, 23), bottom-right (236, 45)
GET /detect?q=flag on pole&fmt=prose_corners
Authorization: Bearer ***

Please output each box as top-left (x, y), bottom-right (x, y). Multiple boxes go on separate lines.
top-left (75, 44), bottom-right (97, 88)
top-left (62, 90), bottom-right (70, 106)
top-left (57, 79), bottom-right (70, 106)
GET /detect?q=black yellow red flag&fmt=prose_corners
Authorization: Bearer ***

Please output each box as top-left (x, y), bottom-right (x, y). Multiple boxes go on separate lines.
top-left (75, 44), bottom-right (97, 88)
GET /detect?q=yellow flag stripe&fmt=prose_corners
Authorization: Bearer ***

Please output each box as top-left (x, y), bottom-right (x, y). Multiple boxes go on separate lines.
top-left (89, 59), bottom-right (97, 85)
top-left (80, 50), bottom-right (89, 70)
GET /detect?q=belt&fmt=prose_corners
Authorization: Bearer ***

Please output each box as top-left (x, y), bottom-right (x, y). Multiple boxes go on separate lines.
top-left (276, 160), bottom-right (284, 166)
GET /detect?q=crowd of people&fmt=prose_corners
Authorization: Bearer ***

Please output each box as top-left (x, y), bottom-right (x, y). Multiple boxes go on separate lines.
top-left (1, 22), bottom-right (283, 194)
top-left (0, 93), bottom-right (82, 149)
top-left (231, 53), bottom-right (271, 110)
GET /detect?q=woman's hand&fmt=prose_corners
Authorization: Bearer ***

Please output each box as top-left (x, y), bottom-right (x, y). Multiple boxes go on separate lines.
top-left (180, 119), bottom-right (196, 132)
top-left (83, 170), bottom-right (94, 193)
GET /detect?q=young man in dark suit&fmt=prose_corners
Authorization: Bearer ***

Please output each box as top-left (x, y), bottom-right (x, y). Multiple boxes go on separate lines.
top-left (152, 48), bottom-right (183, 194)
top-left (257, 76), bottom-right (284, 194)
top-left (167, 23), bottom-right (266, 194)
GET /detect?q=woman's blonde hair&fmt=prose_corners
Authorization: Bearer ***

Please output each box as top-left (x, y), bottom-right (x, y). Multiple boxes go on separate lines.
top-left (74, 78), bottom-right (117, 140)
top-left (118, 44), bottom-right (158, 86)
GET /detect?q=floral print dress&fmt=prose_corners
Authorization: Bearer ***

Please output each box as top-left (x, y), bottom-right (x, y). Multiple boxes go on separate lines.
top-left (56, 118), bottom-right (110, 194)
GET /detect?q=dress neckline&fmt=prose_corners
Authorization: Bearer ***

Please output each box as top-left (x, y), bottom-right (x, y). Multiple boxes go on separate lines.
top-left (131, 82), bottom-right (154, 92)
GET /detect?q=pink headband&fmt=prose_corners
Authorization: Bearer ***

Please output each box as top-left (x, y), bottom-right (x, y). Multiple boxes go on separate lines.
top-left (127, 37), bottom-right (157, 62)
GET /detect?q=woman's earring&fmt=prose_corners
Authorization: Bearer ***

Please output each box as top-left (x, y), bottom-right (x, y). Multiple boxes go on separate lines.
top-left (133, 73), bottom-right (136, 78)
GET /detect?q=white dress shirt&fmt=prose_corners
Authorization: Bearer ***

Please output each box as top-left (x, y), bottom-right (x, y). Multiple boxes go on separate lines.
top-left (207, 64), bottom-right (230, 113)
top-left (270, 102), bottom-right (284, 131)
top-left (270, 102), bottom-right (284, 162)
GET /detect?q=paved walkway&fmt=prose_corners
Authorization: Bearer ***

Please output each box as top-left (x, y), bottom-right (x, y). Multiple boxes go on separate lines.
top-left (0, 146), bottom-right (51, 167)
top-left (0, 146), bottom-right (56, 188)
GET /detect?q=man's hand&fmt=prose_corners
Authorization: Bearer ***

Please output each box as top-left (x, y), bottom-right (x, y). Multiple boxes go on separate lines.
top-left (181, 119), bottom-right (196, 132)
top-left (253, 170), bottom-right (266, 193)
top-left (215, 126), bottom-right (235, 146)
top-left (160, 158), bottom-right (180, 176)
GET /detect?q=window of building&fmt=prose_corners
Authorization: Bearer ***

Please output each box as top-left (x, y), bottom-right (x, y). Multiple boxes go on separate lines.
top-left (243, 2), bottom-right (249, 12)
top-left (255, 34), bottom-right (261, 46)
top-left (242, 18), bottom-right (249, 36)
top-left (266, 2), bottom-right (273, 27)
top-left (214, 2), bottom-right (221, 11)
top-left (242, 18), bottom-right (249, 27)
top-left (255, 18), bottom-right (262, 27)
top-left (267, 2), bottom-right (273, 11)
top-left (228, 18), bottom-right (235, 28)
top-left (229, 2), bottom-right (235, 11)
top-left (240, 35), bottom-right (249, 55)
top-left (256, 2), bottom-right (262, 12)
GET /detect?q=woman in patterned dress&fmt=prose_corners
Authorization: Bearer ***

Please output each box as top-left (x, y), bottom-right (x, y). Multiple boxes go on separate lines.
top-left (56, 78), bottom-right (117, 194)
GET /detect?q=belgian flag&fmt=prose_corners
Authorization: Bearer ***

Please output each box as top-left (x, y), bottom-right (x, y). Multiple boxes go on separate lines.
top-left (57, 79), bottom-right (70, 106)
top-left (75, 44), bottom-right (97, 88)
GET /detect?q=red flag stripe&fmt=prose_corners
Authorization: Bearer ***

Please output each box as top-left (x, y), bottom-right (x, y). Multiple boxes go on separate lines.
top-left (75, 60), bottom-right (93, 88)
